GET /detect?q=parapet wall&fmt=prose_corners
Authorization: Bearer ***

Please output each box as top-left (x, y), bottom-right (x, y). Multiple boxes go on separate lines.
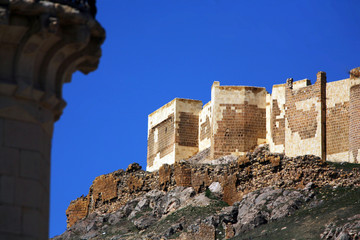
top-left (147, 68), bottom-right (360, 171)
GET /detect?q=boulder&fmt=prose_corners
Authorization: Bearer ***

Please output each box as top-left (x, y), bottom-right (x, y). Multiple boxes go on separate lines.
top-left (133, 216), bottom-right (157, 230)
top-left (126, 163), bottom-right (142, 172)
top-left (209, 182), bottom-right (223, 194)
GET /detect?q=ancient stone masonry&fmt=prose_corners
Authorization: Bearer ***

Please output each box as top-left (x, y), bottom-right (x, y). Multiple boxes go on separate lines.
top-left (66, 145), bottom-right (360, 229)
top-left (349, 84), bottom-right (360, 163)
top-left (147, 99), bottom-right (203, 171)
top-left (284, 72), bottom-right (326, 160)
top-left (147, 68), bottom-right (360, 171)
top-left (66, 196), bottom-right (89, 229)
top-left (0, 0), bottom-right (104, 239)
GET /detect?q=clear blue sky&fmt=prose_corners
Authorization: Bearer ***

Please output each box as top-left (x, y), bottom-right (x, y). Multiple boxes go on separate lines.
top-left (49, 0), bottom-right (360, 237)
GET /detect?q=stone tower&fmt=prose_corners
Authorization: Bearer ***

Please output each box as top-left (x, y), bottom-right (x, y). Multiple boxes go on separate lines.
top-left (0, 0), bottom-right (105, 239)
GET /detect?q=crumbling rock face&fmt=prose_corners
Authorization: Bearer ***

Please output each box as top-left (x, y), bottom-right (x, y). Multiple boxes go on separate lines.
top-left (173, 186), bottom-right (313, 240)
top-left (233, 187), bottom-right (306, 234)
top-left (56, 185), bottom-right (312, 240)
top-left (66, 196), bottom-right (89, 228)
top-left (65, 146), bottom-right (360, 230)
top-left (55, 186), bottom-right (203, 240)
top-left (66, 164), bottom-right (159, 228)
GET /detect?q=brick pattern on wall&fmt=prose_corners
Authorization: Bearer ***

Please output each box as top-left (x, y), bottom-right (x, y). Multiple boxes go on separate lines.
top-left (271, 99), bottom-right (285, 145)
top-left (212, 103), bottom-right (266, 159)
top-left (147, 114), bottom-right (175, 167)
top-left (174, 163), bottom-right (192, 187)
top-left (350, 85), bottom-right (360, 162)
top-left (200, 116), bottom-right (210, 141)
top-left (66, 196), bottom-right (89, 228)
top-left (326, 102), bottom-right (349, 155)
top-left (91, 174), bottom-right (118, 207)
top-left (285, 83), bottom-right (320, 140)
top-left (176, 112), bottom-right (199, 147)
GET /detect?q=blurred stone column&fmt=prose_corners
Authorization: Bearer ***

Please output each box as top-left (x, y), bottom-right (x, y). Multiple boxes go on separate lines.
top-left (0, 1), bottom-right (105, 239)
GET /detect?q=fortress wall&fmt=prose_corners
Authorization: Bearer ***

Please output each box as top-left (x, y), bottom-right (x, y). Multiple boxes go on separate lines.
top-left (146, 68), bottom-right (360, 170)
top-left (267, 84), bottom-right (286, 153)
top-left (326, 79), bottom-right (350, 162)
top-left (147, 99), bottom-right (202, 171)
top-left (349, 77), bottom-right (360, 163)
top-left (199, 101), bottom-right (212, 151)
top-left (266, 93), bottom-right (271, 146)
top-left (174, 99), bottom-right (203, 161)
top-left (210, 82), bottom-right (267, 159)
top-left (284, 73), bottom-right (326, 159)
top-left (292, 79), bottom-right (312, 90)
top-left (147, 100), bottom-right (176, 171)
top-left (66, 196), bottom-right (89, 228)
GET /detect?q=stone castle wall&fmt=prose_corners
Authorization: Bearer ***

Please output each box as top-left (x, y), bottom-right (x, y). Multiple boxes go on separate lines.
top-left (198, 101), bottom-right (211, 152)
top-left (349, 77), bottom-right (360, 163)
top-left (267, 83), bottom-right (286, 153)
top-left (147, 99), bottom-right (202, 171)
top-left (66, 148), bottom-right (360, 229)
top-left (147, 69), bottom-right (360, 171)
top-left (326, 78), bottom-right (350, 162)
top-left (174, 99), bottom-right (203, 164)
top-left (210, 82), bottom-right (267, 159)
top-left (284, 73), bottom-right (326, 159)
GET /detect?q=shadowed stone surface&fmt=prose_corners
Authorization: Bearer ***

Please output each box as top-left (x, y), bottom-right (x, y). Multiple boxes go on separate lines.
top-left (0, 0), bottom-right (105, 239)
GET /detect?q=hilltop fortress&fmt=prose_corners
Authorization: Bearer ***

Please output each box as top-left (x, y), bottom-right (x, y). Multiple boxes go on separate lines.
top-left (64, 68), bottom-right (360, 231)
top-left (147, 68), bottom-right (360, 171)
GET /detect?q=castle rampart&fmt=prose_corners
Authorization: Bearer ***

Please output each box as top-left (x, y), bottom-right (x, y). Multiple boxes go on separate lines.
top-left (284, 72), bottom-right (326, 160)
top-left (210, 82), bottom-right (267, 159)
top-left (326, 78), bottom-right (350, 162)
top-left (147, 98), bottom-right (203, 171)
top-left (349, 77), bottom-right (360, 162)
top-left (147, 68), bottom-right (360, 171)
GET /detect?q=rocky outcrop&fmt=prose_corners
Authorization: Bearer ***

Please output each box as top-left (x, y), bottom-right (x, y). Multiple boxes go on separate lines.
top-left (61, 145), bottom-right (360, 239)
top-left (65, 145), bottom-right (360, 229)
top-left (321, 215), bottom-right (360, 240)
top-left (53, 184), bottom-right (318, 240)
top-left (65, 168), bottom-right (158, 228)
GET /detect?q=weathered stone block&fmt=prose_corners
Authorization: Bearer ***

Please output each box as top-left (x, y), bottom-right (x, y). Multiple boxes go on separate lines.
top-left (159, 164), bottom-right (172, 190)
top-left (22, 208), bottom-right (41, 237)
top-left (174, 163), bottom-right (191, 187)
top-left (126, 175), bottom-right (144, 193)
top-left (14, 178), bottom-right (43, 209)
top-left (0, 175), bottom-right (15, 204)
top-left (4, 119), bottom-right (44, 152)
top-left (0, 146), bottom-right (20, 176)
top-left (20, 150), bottom-right (43, 181)
top-left (92, 174), bottom-right (118, 203)
top-left (0, 205), bottom-right (21, 234)
top-left (66, 196), bottom-right (89, 228)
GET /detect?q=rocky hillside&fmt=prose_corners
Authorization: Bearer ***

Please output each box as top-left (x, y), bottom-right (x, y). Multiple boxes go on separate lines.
top-left (52, 145), bottom-right (360, 240)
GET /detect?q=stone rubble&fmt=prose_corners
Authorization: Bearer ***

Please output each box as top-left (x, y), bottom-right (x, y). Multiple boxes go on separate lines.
top-left (321, 215), bottom-right (360, 240)
top-left (56, 145), bottom-right (360, 239)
